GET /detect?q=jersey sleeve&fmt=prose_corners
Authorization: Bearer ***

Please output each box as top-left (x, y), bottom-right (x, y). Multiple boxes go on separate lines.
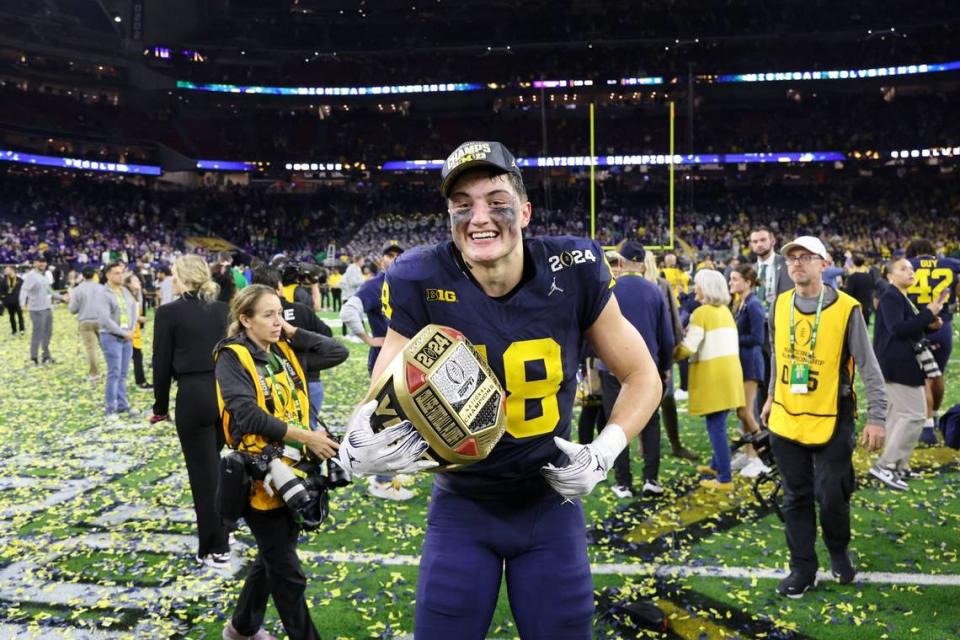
top-left (579, 239), bottom-right (615, 329)
top-left (355, 275), bottom-right (383, 314)
top-left (384, 249), bottom-right (431, 338)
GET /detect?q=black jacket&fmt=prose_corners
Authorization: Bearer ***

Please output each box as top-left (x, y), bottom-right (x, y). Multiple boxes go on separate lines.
top-left (279, 299), bottom-right (339, 380)
top-left (151, 293), bottom-right (230, 415)
top-left (873, 287), bottom-right (937, 386)
top-left (214, 329), bottom-right (347, 444)
top-left (844, 271), bottom-right (876, 317)
top-left (1, 275), bottom-right (22, 306)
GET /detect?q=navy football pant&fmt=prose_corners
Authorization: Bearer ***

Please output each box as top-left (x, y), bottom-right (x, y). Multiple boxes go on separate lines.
top-left (928, 319), bottom-right (953, 374)
top-left (415, 486), bottom-right (594, 639)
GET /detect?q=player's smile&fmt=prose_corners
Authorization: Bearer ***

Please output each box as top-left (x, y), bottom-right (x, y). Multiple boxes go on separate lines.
top-left (446, 173), bottom-right (530, 267)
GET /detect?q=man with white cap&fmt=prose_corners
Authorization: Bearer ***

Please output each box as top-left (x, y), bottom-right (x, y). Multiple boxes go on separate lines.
top-left (760, 235), bottom-right (887, 598)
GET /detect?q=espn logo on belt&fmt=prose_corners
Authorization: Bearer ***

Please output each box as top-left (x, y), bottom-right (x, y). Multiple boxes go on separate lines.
top-left (426, 288), bottom-right (457, 303)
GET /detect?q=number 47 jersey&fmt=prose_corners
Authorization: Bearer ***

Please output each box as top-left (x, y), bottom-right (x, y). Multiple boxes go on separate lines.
top-left (384, 236), bottom-right (614, 497)
top-left (907, 255), bottom-right (960, 323)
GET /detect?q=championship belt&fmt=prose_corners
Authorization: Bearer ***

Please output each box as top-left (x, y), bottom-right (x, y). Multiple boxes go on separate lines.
top-left (365, 324), bottom-right (506, 470)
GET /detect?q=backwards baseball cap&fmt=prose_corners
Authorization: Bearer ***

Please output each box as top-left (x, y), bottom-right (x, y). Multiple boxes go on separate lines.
top-left (618, 241), bottom-right (647, 263)
top-left (440, 141), bottom-right (522, 198)
top-left (780, 235), bottom-right (829, 260)
top-left (381, 239), bottom-right (404, 255)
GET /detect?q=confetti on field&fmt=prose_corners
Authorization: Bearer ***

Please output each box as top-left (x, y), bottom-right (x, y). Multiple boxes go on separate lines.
top-left (0, 308), bottom-right (958, 638)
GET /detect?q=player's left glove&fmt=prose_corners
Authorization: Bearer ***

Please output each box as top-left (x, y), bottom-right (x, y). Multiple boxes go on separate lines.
top-left (540, 423), bottom-right (628, 500)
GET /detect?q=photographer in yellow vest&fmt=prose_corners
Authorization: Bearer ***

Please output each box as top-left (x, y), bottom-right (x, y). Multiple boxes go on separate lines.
top-left (760, 236), bottom-right (887, 599)
top-left (215, 284), bottom-right (339, 640)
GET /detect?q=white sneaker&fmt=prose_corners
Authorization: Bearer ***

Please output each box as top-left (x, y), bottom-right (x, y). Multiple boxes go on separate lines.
top-left (393, 473), bottom-right (415, 486)
top-left (197, 551), bottom-right (231, 569)
top-left (367, 477), bottom-right (415, 501)
top-left (674, 389), bottom-right (689, 400)
top-left (642, 479), bottom-right (664, 496)
top-left (610, 484), bottom-right (634, 499)
top-left (344, 334), bottom-right (364, 344)
top-left (740, 457), bottom-right (772, 478)
top-left (869, 465), bottom-right (908, 491)
top-left (730, 452), bottom-right (750, 472)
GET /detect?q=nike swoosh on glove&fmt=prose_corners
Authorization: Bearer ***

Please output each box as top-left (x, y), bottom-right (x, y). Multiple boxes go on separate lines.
top-left (337, 400), bottom-right (439, 477)
top-left (540, 424), bottom-right (627, 500)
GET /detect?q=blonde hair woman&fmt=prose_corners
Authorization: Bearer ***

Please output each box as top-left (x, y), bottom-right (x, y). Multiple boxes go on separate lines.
top-left (172, 254), bottom-right (220, 302)
top-left (674, 269), bottom-right (745, 490)
top-left (150, 255), bottom-right (232, 570)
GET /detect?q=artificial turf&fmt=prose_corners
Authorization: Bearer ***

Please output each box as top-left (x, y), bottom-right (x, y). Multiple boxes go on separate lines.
top-left (0, 306), bottom-right (957, 638)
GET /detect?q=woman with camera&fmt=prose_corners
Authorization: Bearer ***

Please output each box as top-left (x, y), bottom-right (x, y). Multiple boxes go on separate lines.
top-left (870, 257), bottom-right (945, 490)
top-left (215, 284), bottom-right (339, 640)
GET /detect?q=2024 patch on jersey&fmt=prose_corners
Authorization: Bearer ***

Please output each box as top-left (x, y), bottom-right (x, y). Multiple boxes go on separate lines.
top-left (384, 236), bottom-right (614, 495)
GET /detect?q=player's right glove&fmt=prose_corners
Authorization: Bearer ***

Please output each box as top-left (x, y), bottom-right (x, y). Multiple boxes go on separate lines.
top-left (336, 400), bottom-right (439, 478)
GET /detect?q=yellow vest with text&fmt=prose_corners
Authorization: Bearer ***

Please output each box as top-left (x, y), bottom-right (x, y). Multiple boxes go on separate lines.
top-left (769, 289), bottom-right (859, 446)
top-left (282, 283), bottom-right (298, 304)
top-left (216, 339), bottom-right (311, 510)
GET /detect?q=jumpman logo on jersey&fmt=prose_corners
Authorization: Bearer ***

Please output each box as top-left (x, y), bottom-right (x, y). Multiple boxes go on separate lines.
top-left (548, 277), bottom-right (564, 297)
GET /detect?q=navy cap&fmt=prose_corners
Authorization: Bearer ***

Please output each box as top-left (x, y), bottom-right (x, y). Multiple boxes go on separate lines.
top-left (440, 141), bottom-right (522, 198)
top-left (619, 241), bottom-right (646, 263)
top-left (381, 239), bottom-right (404, 254)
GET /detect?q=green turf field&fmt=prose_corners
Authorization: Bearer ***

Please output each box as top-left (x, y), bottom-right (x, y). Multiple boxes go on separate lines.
top-left (0, 307), bottom-right (957, 639)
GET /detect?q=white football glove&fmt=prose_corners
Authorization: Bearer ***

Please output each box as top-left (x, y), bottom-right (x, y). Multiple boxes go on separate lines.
top-left (337, 400), bottom-right (439, 477)
top-left (540, 424), bottom-right (627, 500)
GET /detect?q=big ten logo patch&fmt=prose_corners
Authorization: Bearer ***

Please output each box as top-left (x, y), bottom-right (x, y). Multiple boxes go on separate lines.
top-left (426, 288), bottom-right (457, 303)
top-left (548, 249), bottom-right (597, 273)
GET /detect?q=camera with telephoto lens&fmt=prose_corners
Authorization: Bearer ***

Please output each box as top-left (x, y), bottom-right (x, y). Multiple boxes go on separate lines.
top-left (730, 429), bottom-right (784, 521)
top-left (247, 444), bottom-right (329, 530)
top-left (913, 339), bottom-right (941, 378)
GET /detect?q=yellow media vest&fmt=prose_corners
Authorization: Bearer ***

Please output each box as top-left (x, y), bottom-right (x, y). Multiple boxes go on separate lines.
top-left (216, 339), bottom-right (311, 510)
top-left (769, 289), bottom-right (859, 446)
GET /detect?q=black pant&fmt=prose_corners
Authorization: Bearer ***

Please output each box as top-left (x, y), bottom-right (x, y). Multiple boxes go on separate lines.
top-left (600, 370), bottom-right (661, 486)
top-left (5, 303), bottom-right (24, 334)
top-left (332, 288), bottom-right (342, 312)
top-left (577, 402), bottom-right (606, 444)
top-left (232, 507), bottom-right (320, 640)
top-left (770, 400), bottom-right (856, 577)
top-left (132, 346), bottom-right (146, 385)
top-left (174, 373), bottom-right (228, 557)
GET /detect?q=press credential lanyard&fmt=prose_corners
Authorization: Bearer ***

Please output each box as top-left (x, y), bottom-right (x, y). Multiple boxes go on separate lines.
top-left (788, 287), bottom-right (824, 394)
top-left (264, 350), bottom-right (307, 458)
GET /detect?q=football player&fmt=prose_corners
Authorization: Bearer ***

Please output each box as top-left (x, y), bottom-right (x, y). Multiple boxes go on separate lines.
top-left (337, 141), bottom-right (661, 638)
top-left (905, 238), bottom-right (960, 443)
top-left (340, 240), bottom-right (416, 501)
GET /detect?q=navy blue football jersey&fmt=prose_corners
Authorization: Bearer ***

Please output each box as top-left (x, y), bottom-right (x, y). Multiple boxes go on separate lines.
top-left (908, 255), bottom-right (960, 322)
top-left (356, 271), bottom-right (388, 374)
top-left (385, 236), bottom-right (614, 495)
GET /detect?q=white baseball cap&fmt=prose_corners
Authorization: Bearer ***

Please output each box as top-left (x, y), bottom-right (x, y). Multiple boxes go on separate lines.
top-left (780, 235), bottom-right (829, 260)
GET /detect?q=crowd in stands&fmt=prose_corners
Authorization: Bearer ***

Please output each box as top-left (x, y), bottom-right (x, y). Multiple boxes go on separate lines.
top-left (2, 169), bottom-right (958, 277)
